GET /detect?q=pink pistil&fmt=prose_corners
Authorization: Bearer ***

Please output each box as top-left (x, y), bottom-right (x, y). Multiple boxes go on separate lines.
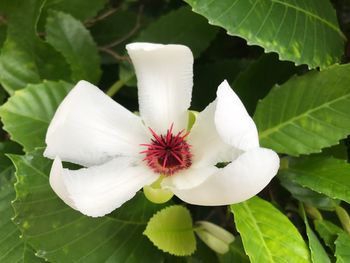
top-left (140, 124), bottom-right (192, 176)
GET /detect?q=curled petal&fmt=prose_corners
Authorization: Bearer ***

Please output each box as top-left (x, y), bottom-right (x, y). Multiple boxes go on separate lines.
top-left (49, 157), bottom-right (159, 217)
top-left (126, 43), bottom-right (193, 134)
top-left (188, 101), bottom-right (241, 166)
top-left (44, 80), bottom-right (149, 167)
top-left (215, 80), bottom-right (259, 151)
top-left (172, 148), bottom-right (279, 206)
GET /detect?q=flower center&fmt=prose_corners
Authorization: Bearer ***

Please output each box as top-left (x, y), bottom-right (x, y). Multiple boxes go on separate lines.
top-left (141, 124), bottom-right (192, 176)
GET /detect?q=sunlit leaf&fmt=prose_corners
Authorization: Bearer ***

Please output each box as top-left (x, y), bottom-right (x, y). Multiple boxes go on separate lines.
top-left (231, 197), bottom-right (310, 263)
top-left (335, 233), bottom-right (350, 263)
top-left (144, 205), bottom-right (196, 256)
top-left (185, 0), bottom-right (345, 68)
top-left (255, 64), bottom-right (350, 156)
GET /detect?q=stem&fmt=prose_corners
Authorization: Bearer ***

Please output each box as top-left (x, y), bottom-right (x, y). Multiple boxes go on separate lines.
top-left (335, 205), bottom-right (350, 234)
top-left (106, 79), bottom-right (126, 97)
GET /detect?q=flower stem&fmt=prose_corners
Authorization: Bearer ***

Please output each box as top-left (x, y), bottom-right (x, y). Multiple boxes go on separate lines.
top-left (106, 79), bottom-right (126, 97)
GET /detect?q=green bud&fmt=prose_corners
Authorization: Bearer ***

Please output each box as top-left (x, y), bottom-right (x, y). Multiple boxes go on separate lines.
top-left (143, 177), bottom-right (173, 204)
top-left (194, 221), bottom-right (235, 254)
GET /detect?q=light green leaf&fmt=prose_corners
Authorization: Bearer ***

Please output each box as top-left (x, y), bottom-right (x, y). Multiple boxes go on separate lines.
top-left (314, 219), bottom-right (344, 251)
top-left (11, 150), bottom-right (166, 262)
top-left (46, 10), bottom-right (101, 83)
top-left (0, 172), bottom-right (44, 262)
top-left (0, 81), bottom-right (72, 152)
top-left (185, 0), bottom-right (345, 68)
top-left (144, 205), bottom-right (196, 256)
top-left (254, 64), bottom-right (350, 156)
top-left (231, 196), bottom-right (310, 263)
top-left (335, 233), bottom-right (350, 263)
top-left (279, 156), bottom-right (350, 204)
top-left (301, 204), bottom-right (330, 263)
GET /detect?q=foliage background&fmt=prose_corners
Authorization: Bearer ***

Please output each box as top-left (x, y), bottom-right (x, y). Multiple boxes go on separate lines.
top-left (0, 0), bottom-right (350, 262)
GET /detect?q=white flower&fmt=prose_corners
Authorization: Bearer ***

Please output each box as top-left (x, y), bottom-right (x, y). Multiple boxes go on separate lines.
top-left (44, 42), bottom-right (280, 217)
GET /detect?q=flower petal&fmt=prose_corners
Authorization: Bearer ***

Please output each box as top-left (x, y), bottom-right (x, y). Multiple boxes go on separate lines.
top-left (172, 148), bottom-right (279, 206)
top-left (44, 80), bottom-right (149, 167)
top-left (161, 164), bottom-right (218, 190)
top-left (49, 157), bottom-right (159, 217)
top-left (126, 43), bottom-right (193, 134)
top-left (215, 80), bottom-right (259, 151)
top-left (188, 101), bottom-right (242, 166)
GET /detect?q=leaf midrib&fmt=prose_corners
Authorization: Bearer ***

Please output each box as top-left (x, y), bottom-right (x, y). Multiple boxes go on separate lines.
top-left (258, 92), bottom-right (350, 139)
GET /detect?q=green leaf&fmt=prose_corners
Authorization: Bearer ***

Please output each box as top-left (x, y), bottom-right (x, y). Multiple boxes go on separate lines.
top-left (314, 219), bottom-right (344, 251)
top-left (0, 81), bottom-right (72, 152)
top-left (144, 205), bottom-right (196, 256)
top-left (11, 150), bottom-right (166, 262)
top-left (0, 172), bottom-right (44, 262)
top-left (254, 64), bottom-right (350, 156)
top-left (232, 53), bottom-right (299, 114)
top-left (231, 196), bottom-right (310, 263)
top-left (46, 10), bottom-right (101, 83)
top-left (218, 237), bottom-right (249, 263)
top-left (279, 172), bottom-right (340, 211)
top-left (185, 0), bottom-right (345, 68)
top-left (335, 233), bottom-right (350, 263)
top-left (279, 156), bottom-right (350, 204)
top-left (301, 204), bottom-right (330, 263)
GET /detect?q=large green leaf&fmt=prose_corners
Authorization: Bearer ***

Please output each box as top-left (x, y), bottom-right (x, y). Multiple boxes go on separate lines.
top-left (0, 81), bottom-right (72, 152)
top-left (185, 0), bottom-right (345, 68)
top-left (144, 205), bottom-right (196, 256)
top-left (46, 10), bottom-right (101, 83)
top-left (0, 172), bottom-right (44, 262)
top-left (335, 233), bottom-right (350, 263)
top-left (231, 197), bottom-right (310, 263)
top-left (0, 0), bottom-right (70, 94)
top-left (254, 64), bottom-right (350, 156)
top-left (10, 150), bottom-right (166, 262)
top-left (279, 156), bottom-right (350, 204)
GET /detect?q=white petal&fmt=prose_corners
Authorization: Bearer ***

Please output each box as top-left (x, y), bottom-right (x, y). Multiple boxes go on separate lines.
top-left (49, 157), bottom-right (159, 217)
top-left (161, 164), bottom-right (218, 190)
top-left (44, 80), bottom-right (149, 167)
top-left (172, 148), bottom-right (279, 206)
top-left (215, 80), bottom-right (259, 151)
top-left (126, 43), bottom-right (193, 134)
top-left (188, 101), bottom-right (242, 167)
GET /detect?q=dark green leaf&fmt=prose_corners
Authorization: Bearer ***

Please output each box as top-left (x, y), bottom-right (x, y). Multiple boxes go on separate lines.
top-left (46, 10), bottom-right (101, 83)
top-left (0, 81), bottom-right (72, 152)
top-left (254, 64), bottom-right (350, 156)
top-left (185, 0), bottom-right (345, 68)
top-left (314, 219), bottom-right (344, 251)
top-left (231, 197), bottom-right (310, 263)
top-left (218, 237), bottom-right (249, 263)
top-left (279, 156), bottom-right (350, 204)
top-left (11, 150), bottom-right (166, 262)
top-left (0, 172), bottom-right (44, 262)
top-left (301, 204), bottom-right (330, 263)
top-left (335, 233), bottom-right (350, 263)
top-left (279, 172), bottom-right (340, 211)
top-left (233, 53), bottom-right (299, 114)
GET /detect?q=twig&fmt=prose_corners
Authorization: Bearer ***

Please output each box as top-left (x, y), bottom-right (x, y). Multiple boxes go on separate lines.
top-left (98, 47), bottom-right (131, 62)
top-left (85, 7), bottom-right (119, 28)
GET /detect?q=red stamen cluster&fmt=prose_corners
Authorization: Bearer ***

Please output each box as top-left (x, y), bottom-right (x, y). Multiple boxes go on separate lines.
top-left (141, 124), bottom-right (192, 176)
